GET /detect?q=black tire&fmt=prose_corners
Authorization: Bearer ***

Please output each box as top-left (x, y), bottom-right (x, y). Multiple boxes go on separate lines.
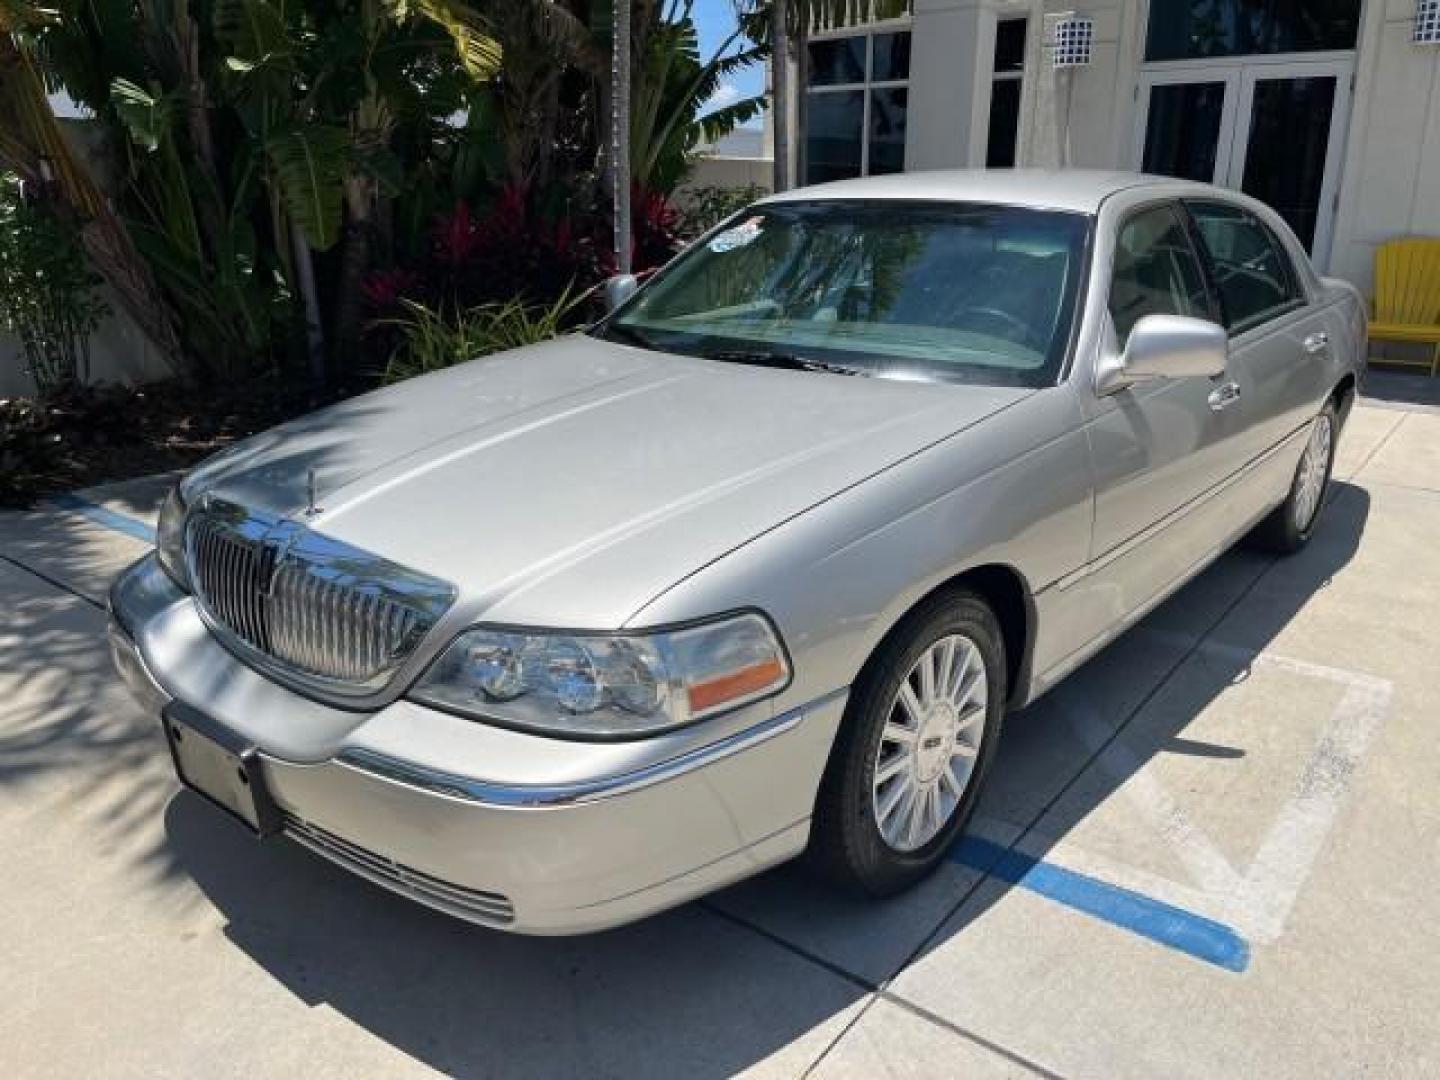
top-left (809, 589), bottom-right (1006, 897)
top-left (1249, 399), bottom-right (1339, 555)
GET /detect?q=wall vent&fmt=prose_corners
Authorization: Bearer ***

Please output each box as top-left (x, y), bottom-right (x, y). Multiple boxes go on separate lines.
top-left (1417, 0), bottom-right (1440, 45)
top-left (1049, 14), bottom-right (1094, 68)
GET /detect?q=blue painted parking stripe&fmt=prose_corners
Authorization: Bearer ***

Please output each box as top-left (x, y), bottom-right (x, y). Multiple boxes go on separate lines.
top-left (49, 493), bottom-right (156, 543)
top-left (950, 835), bottom-right (1251, 973)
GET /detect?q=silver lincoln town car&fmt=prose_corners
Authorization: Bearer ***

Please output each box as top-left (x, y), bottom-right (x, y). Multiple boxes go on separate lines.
top-left (109, 170), bottom-right (1364, 933)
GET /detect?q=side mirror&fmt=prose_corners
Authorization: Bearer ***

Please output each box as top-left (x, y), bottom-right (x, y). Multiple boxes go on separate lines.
top-left (604, 273), bottom-right (639, 313)
top-left (1097, 313), bottom-right (1227, 395)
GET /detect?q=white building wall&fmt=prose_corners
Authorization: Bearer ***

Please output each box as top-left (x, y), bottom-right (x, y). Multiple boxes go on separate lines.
top-left (1330, 0), bottom-right (1440, 295)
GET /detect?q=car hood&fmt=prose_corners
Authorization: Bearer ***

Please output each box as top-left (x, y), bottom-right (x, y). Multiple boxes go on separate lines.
top-left (188, 336), bottom-right (1028, 627)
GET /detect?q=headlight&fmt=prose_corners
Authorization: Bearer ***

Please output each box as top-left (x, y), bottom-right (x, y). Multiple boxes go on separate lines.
top-left (411, 612), bottom-right (791, 738)
top-left (155, 483), bottom-right (189, 588)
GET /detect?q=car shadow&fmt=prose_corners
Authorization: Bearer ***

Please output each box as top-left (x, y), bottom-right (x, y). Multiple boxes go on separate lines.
top-left (153, 482), bottom-right (1369, 1074)
top-left (161, 791), bottom-right (866, 1078)
top-left (919, 478), bottom-right (1371, 940)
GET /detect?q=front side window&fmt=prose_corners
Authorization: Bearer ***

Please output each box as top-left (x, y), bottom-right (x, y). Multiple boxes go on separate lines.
top-left (600, 201), bottom-right (1090, 389)
top-left (804, 31), bottom-right (911, 183)
top-left (1109, 205), bottom-right (1213, 343)
top-left (1185, 201), bottom-right (1303, 332)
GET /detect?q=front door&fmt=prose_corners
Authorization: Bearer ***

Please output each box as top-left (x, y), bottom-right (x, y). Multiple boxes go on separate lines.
top-left (1136, 59), bottom-right (1352, 264)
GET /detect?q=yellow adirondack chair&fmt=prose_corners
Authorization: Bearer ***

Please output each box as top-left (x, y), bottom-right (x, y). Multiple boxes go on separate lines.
top-left (1370, 238), bottom-right (1440, 375)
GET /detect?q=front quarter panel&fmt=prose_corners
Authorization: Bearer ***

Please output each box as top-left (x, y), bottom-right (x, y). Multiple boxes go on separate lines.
top-left (629, 386), bottom-right (1094, 714)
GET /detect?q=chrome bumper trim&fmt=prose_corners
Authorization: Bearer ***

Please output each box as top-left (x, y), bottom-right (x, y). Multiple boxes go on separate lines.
top-left (336, 686), bottom-right (850, 810)
top-left (283, 812), bottom-right (515, 926)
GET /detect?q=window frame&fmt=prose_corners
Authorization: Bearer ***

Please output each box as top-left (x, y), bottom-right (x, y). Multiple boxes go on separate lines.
top-left (803, 23), bottom-right (912, 182)
top-left (1180, 198), bottom-right (1306, 335)
top-left (1107, 199), bottom-right (1222, 347)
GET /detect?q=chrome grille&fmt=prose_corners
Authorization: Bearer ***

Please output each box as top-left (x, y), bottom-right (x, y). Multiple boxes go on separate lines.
top-left (185, 500), bottom-right (454, 695)
top-left (284, 813), bottom-right (515, 925)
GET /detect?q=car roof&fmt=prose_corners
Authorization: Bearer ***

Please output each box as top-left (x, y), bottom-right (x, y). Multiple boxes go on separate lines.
top-left (758, 168), bottom-right (1201, 214)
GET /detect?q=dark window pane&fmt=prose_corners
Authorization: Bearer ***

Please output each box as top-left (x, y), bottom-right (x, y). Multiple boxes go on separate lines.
top-left (869, 87), bottom-right (908, 174)
top-left (1142, 81), bottom-right (1226, 183)
top-left (872, 32), bottom-right (912, 81)
top-left (1109, 206), bottom-right (1213, 342)
top-left (986, 79), bottom-right (1021, 167)
top-left (807, 37), bottom-right (866, 86)
top-left (1238, 76), bottom-right (1336, 251)
top-left (805, 91), bottom-right (864, 183)
top-left (994, 19), bottom-right (1027, 73)
top-left (1187, 201), bottom-right (1301, 331)
top-left (1145, 0), bottom-right (1360, 61)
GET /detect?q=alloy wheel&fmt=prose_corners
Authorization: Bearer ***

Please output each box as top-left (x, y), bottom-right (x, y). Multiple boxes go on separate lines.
top-left (1293, 412), bottom-right (1333, 531)
top-left (871, 633), bottom-right (988, 852)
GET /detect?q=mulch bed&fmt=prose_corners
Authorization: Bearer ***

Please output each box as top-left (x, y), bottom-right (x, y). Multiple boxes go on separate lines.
top-left (0, 379), bottom-right (341, 508)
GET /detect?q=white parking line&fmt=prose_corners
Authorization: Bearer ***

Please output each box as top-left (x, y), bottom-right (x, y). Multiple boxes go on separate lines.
top-left (1008, 630), bottom-right (1392, 946)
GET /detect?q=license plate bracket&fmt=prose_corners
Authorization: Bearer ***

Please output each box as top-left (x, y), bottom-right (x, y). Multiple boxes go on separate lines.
top-left (162, 701), bottom-right (282, 838)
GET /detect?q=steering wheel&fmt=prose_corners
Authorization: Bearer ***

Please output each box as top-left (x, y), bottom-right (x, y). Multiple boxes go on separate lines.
top-left (955, 304), bottom-right (1036, 345)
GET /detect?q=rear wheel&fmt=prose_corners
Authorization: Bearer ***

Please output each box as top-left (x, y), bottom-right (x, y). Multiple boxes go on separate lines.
top-left (810, 590), bottom-right (1005, 896)
top-left (1251, 400), bottom-right (1337, 554)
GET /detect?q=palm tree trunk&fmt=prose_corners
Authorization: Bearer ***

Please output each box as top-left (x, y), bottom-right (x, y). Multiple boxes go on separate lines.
top-left (612, 0), bottom-right (633, 273)
top-left (290, 223), bottom-right (326, 388)
top-left (333, 220), bottom-right (369, 374)
top-left (771, 1), bottom-right (790, 193)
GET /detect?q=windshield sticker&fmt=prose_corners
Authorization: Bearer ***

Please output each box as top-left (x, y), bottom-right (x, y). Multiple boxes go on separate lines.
top-left (709, 216), bottom-right (764, 253)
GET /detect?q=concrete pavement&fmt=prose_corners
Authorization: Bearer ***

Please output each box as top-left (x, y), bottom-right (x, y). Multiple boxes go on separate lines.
top-left (1, 400), bottom-right (1437, 1078)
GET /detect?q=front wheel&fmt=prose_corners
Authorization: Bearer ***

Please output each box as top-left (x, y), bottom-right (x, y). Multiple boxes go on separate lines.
top-left (810, 590), bottom-right (1005, 897)
top-left (1250, 400), bottom-right (1338, 554)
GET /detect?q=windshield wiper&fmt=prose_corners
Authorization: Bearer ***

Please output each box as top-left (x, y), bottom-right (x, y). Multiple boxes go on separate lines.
top-left (703, 349), bottom-right (868, 377)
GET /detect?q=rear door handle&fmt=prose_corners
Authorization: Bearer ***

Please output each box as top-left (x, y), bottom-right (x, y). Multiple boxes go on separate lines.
top-left (1303, 331), bottom-right (1330, 354)
top-left (1208, 381), bottom-right (1242, 411)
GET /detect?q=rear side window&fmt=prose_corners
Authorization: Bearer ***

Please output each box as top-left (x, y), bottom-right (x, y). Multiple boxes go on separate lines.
top-left (1185, 201), bottom-right (1303, 333)
top-left (1109, 205), bottom-right (1213, 343)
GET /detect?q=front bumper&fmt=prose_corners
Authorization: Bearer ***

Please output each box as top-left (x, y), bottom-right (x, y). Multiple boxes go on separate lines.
top-left (108, 555), bottom-right (847, 934)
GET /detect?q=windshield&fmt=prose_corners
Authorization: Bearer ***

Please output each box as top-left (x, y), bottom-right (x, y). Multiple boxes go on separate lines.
top-left (599, 200), bottom-right (1090, 387)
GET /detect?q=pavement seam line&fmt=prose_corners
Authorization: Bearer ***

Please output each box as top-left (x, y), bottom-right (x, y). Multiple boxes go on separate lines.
top-left (1343, 409), bottom-right (1407, 482)
top-left (698, 899), bottom-right (877, 993)
top-left (799, 993), bottom-right (882, 1080)
top-left (873, 990), bottom-right (1070, 1080)
top-left (0, 551), bottom-right (104, 612)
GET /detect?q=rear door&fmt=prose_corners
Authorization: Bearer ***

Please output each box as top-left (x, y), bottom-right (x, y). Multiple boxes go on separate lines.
top-left (1183, 199), bottom-right (1330, 462)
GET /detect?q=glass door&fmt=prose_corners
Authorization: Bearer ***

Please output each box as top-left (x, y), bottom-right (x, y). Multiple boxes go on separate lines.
top-left (1135, 59), bottom-right (1352, 262)
top-left (1230, 62), bottom-right (1352, 261)
top-left (1136, 70), bottom-right (1240, 185)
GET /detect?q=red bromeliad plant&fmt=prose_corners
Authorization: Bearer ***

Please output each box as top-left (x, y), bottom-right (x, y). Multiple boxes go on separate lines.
top-left (362, 183), bottom-right (685, 349)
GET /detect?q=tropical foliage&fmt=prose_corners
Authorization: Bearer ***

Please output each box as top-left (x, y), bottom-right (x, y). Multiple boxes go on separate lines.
top-left (0, 0), bottom-right (765, 393)
top-left (0, 172), bottom-right (108, 393)
top-left (379, 288), bottom-right (585, 383)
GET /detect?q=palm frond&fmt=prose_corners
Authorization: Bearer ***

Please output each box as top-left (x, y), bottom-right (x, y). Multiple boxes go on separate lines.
top-left (698, 96), bottom-right (764, 145)
top-left (264, 125), bottom-right (350, 251)
top-left (110, 78), bottom-right (176, 152)
top-left (410, 0), bottom-right (503, 80)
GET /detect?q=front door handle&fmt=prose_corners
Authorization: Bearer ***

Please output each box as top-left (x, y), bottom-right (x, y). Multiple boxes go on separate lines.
top-left (1303, 331), bottom-right (1330, 354)
top-left (1208, 381), bottom-right (1242, 411)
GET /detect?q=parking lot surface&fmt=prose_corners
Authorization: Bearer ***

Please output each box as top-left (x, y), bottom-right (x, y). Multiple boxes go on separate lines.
top-left (2, 398), bottom-right (1438, 1078)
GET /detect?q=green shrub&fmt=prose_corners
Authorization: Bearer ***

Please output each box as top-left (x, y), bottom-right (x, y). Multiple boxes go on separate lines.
top-left (0, 175), bottom-right (108, 395)
top-left (379, 289), bottom-right (586, 384)
top-left (676, 183), bottom-right (769, 238)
